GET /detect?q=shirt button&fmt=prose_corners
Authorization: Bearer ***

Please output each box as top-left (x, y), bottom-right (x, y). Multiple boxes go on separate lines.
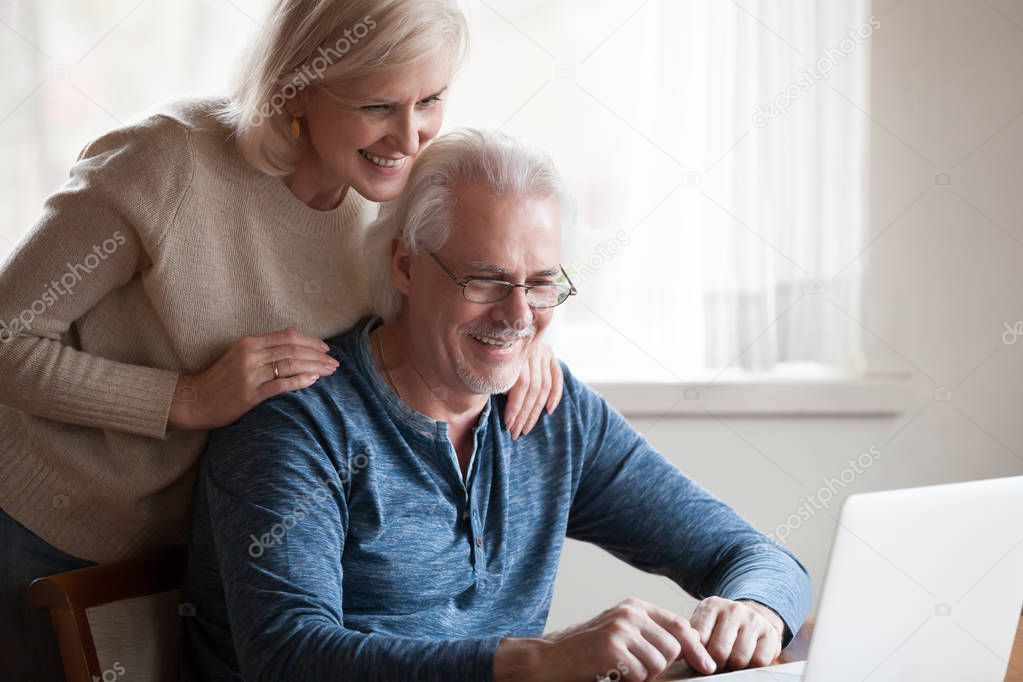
top-left (475, 536), bottom-right (483, 547)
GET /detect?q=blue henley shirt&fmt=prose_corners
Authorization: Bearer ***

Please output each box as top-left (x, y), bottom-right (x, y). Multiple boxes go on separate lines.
top-left (180, 316), bottom-right (812, 681)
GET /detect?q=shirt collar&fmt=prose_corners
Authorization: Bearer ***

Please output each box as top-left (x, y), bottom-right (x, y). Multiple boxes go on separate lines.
top-left (354, 317), bottom-right (493, 439)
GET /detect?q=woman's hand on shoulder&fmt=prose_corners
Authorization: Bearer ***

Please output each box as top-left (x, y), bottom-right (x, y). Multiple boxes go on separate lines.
top-left (168, 326), bottom-right (339, 431)
top-left (503, 341), bottom-right (563, 439)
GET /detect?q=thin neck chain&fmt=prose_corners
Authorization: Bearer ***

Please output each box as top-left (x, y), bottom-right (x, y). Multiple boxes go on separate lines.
top-left (375, 327), bottom-right (452, 405)
top-left (375, 328), bottom-right (402, 400)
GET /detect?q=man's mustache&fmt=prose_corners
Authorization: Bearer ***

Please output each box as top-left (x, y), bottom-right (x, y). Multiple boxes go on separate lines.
top-left (461, 321), bottom-right (536, 340)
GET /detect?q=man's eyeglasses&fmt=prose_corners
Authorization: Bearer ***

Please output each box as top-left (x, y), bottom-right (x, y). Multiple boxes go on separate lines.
top-left (429, 253), bottom-right (577, 309)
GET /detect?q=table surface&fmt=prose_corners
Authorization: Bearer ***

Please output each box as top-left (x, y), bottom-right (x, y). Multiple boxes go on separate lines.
top-left (657, 615), bottom-right (1023, 680)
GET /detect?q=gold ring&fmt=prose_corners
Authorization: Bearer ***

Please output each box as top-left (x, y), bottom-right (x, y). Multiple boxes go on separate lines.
top-left (272, 360), bottom-right (279, 379)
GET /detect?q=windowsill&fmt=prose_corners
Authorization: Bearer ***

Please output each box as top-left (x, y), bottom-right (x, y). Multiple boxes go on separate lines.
top-left (590, 367), bottom-right (915, 417)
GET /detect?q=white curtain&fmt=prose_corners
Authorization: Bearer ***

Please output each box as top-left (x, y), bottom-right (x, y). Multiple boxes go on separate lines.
top-left (480, 0), bottom-right (873, 380)
top-left (697, 1), bottom-right (870, 374)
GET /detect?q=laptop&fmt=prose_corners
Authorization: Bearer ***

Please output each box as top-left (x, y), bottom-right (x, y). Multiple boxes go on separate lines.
top-left (667, 475), bottom-right (1023, 681)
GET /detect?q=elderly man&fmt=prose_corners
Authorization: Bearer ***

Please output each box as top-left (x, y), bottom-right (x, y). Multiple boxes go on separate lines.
top-left (180, 129), bottom-right (812, 681)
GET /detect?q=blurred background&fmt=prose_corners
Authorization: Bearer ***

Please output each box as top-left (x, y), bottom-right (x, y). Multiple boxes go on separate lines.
top-left (2, 0), bottom-right (1021, 629)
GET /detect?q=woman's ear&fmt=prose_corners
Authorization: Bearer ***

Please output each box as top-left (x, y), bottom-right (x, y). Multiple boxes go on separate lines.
top-left (284, 87), bottom-right (310, 119)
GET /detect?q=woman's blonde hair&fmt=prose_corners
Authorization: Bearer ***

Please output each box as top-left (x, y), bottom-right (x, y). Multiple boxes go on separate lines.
top-left (217, 0), bottom-right (468, 176)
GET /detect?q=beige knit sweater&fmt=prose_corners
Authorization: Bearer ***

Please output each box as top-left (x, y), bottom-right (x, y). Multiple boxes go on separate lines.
top-left (0, 97), bottom-right (377, 562)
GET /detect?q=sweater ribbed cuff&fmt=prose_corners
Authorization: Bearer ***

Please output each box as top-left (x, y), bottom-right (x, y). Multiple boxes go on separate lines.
top-left (51, 363), bottom-right (180, 440)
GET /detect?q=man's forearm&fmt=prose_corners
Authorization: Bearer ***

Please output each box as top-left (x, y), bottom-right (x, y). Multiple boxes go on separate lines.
top-left (230, 620), bottom-right (505, 682)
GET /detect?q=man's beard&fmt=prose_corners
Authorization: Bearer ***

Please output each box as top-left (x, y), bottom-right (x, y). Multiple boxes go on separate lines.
top-left (456, 361), bottom-right (520, 394)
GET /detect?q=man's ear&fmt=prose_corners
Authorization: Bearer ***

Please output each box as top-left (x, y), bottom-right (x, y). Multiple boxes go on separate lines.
top-left (391, 239), bottom-right (414, 296)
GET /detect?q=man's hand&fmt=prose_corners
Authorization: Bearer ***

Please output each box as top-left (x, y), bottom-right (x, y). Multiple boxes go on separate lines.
top-left (688, 596), bottom-right (785, 672)
top-left (493, 597), bottom-right (717, 681)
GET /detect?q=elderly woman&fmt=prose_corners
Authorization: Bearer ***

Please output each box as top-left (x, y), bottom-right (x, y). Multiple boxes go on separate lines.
top-left (0, 0), bottom-right (563, 677)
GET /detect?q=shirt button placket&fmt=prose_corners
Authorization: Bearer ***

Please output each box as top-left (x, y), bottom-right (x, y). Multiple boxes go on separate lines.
top-left (473, 528), bottom-right (486, 588)
top-left (469, 509), bottom-right (484, 570)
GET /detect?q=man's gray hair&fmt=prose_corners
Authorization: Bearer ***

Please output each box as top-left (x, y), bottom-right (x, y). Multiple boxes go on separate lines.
top-left (363, 127), bottom-right (574, 320)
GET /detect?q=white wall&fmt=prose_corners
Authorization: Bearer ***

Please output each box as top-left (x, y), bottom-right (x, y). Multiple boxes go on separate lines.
top-left (546, 0), bottom-right (1023, 631)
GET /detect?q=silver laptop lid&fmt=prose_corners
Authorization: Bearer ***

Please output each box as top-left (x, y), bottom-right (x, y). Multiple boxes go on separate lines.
top-left (804, 475), bottom-right (1023, 682)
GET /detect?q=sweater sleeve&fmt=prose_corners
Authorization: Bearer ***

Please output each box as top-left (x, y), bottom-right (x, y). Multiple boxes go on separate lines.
top-left (0, 115), bottom-right (194, 439)
top-left (200, 395), bottom-right (503, 682)
top-left (563, 365), bottom-right (813, 648)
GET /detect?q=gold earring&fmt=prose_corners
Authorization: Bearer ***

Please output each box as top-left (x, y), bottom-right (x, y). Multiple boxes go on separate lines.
top-left (290, 116), bottom-right (301, 139)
